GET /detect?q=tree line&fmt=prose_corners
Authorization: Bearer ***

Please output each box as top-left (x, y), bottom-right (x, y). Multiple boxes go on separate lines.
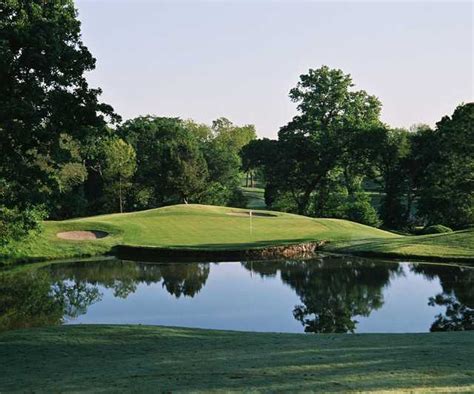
top-left (1, 1), bottom-right (472, 248)
top-left (0, 1), bottom-right (255, 246)
top-left (242, 67), bottom-right (473, 230)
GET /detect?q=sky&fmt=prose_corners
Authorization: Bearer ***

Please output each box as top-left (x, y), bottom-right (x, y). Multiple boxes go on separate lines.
top-left (76, 0), bottom-right (473, 139)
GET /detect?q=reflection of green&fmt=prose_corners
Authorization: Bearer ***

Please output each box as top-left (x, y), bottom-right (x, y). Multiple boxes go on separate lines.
top-left (0, 271), bottom-right (101, 332)
top-left (244, 258), bottom-right (402, 333)
top-left (0, 260), bottom-right (213, 332)
top-left (412, 264), bottom-right (474, 331)
top-left (159, 263), bottom-right (210, 298)
top-left (46, 260), bottom-right (211, 299)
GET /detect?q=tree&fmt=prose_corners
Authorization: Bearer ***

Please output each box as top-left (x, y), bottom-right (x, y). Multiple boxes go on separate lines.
top-left (119, 117), bottom-right (208, 207)
top-left (103, 138), bottom-right (137, 213)
top-left (371, 128), bottom-right (412, 229)
top-left (251, 66), bottom-right (382, 215)
top-left (414, 103), bottom-right (474, 229)
top-left (211, 118), bottom-right (257, 187)
top-left (0, 0), bottom-right (117, 231)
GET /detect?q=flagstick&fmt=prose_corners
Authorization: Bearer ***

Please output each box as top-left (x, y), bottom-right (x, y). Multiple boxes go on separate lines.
top-left (249, 210), bottom-right (253, 237)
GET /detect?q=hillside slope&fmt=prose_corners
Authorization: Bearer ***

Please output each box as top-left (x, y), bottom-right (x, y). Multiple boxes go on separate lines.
top-left (1, 204), bottom-right (396, 262)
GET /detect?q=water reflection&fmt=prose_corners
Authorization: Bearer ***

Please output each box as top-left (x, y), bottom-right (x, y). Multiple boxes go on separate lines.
top-left (412, 264), bottom-right (474, 331)
top-left (242, 258), bottom-right (402, 333)
top-left (0, 257), bottom-right (472, 333)
top-left (0, 270), bottom-right (101, 331)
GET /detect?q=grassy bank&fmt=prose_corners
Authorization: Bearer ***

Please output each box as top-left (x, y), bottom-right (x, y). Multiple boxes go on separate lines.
top-left (0, 325), bottom-right (472, 392)
top-left (1, 204), bottom-right (472, 263)
top-left (326, 229), bottom-right (474, 261)
top-left (1, 204), bottom-right (396, 262)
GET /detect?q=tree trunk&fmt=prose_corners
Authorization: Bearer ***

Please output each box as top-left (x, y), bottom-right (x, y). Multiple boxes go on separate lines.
top-left (119, 174), bottom-right (123, 213)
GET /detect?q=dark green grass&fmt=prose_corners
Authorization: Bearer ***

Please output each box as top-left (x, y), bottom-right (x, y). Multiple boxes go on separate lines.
top-left (0, 325), bottom-right (472, 392)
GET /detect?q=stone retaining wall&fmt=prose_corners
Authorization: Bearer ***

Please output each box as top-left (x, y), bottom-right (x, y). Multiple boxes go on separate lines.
top-left (115, 241), bottom-right (327, 262)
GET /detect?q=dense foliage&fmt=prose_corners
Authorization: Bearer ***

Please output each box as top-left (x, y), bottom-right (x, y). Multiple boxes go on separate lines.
top-left (243, 67), bottom-right (473, 230)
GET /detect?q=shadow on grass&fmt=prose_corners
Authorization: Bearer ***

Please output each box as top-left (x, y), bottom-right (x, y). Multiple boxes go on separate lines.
top-left (114, 238), bottom-right (325, 262)
top-left (0, 325), bottom-right (473, 392)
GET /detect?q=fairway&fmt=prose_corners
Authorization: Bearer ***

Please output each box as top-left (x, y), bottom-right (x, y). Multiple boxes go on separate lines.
top-left (2, 204), bottom-right (397, 262)
top-left (327, 229), bottom-right (474, 261)
top-left (1, 325), bottom-right (473, 392)
top-left (2, 204), bottom-right (473, 263)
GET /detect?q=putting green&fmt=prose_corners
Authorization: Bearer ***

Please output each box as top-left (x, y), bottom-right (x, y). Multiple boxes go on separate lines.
top-left (1, 204), bottom-right (472, 262)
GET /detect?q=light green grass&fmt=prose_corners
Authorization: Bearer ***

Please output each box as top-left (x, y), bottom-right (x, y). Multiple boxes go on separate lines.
top-left (1, 204), bottom-right (396, 262)
top-left (0, 325), bottom-right (472, 392)
top-left (2, 204), bottom-right (472, 263)
top-left (326, 229), bottom-right (474, 261)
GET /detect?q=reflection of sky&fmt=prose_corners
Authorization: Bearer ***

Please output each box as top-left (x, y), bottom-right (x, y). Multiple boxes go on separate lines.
top-left (66, 262), bottom-right (445, 334)
top-left (354, 264), bottom-right (444, 333)
top-left (67, 262), bottom-right (302, 333)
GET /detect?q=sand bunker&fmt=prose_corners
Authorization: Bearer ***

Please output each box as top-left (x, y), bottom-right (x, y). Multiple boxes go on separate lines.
top-left (57, 230), bottom-right (109, 240)
top-left (227, 211), bottom-right (277, 218)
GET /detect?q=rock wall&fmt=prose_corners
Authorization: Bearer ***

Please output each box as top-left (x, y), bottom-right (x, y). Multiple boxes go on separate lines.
top-left (115, 241), bottom-right (327, 263)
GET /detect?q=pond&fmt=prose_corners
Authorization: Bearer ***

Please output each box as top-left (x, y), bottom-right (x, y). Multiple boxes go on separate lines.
top-left (1, 255), bottom-right (473, 333)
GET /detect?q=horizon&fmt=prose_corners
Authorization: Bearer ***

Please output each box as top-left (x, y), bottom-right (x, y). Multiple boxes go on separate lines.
top-left (77, 0), bottom-right (473, 138)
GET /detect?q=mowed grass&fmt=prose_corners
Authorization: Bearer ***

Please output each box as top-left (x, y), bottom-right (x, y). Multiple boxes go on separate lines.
top-left (0, 325), bottom-right (473, 393)
top-left (2, 204), bottom-right (472, 263)
top-left (1, 204), bottom-right (396, 262)
top-left (327, 229), bottom-right (474, 261)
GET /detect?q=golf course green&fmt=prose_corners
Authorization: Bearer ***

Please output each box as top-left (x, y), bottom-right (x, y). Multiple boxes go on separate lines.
top-left (2, 204), bottom-right (473, 263)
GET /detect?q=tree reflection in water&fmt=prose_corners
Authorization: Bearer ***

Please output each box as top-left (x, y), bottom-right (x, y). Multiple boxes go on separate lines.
top-left (1, 257), bottom-right (473, 333)
top-left (0, 260), bottom-right (211, 331)
top-left (243, 257), bottom-right (402, 333)
top-left (0, 270), bottom-right (101, 331)
top-left (411, 264), bottom-right (474, 331)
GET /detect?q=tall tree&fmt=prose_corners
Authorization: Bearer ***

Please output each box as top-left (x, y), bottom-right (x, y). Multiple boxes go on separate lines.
top-left (0, 0), bottom-right (117, 233)
top-left (103, 138), bottom-right (137, 213)
top-left (271, 66), bottom-right (382, 215)
top-left (119, 116), bottom-right (208, 207)
top-left (414, 103), bottom-right (474, 228)
top-left (372, 128), bottom-right (412, 229)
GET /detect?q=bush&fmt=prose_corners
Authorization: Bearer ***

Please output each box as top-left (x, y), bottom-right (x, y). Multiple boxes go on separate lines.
top-left (227, 188), bottom-right (248, 208)
top-left (343, 193), bottom-right (381, 227)
top-left (0, 205), bottom-right (46, 247)
top-left (419, 224), bottom-right (453, 235)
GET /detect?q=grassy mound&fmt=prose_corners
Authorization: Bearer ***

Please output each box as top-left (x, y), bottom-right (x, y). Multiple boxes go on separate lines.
top-left (0, 325), bottom-right (472, 392)
top-left (326, 229), bottom-right (474, 261)
top-left (2, 204), bottom-right (396, 262)
top-left (2, 204), bottom-right (472, 262)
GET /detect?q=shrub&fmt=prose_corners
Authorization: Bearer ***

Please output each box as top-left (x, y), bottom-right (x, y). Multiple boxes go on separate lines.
top-left (343, 193), bottom-right (381, 227)
top-left (227, 188), bottom-right (248, 208)
top-left (0, 205), bottom-right (46, 247)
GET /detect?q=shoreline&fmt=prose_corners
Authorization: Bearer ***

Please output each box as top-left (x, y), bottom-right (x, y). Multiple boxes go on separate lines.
top-left (3, 239), bottom-right (474, 267)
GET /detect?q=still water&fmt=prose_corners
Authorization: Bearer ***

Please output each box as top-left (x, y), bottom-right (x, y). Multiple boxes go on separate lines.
top-left (1, 255), bottom-right (473, 333)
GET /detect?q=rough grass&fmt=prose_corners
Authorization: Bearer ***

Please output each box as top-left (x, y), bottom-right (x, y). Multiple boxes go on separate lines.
top-left (326, 229), bottom-right (474, 261)
top-left (0, 325), bottom-right (472, 393)
top-left (1, 204), bottom-right (396, 262)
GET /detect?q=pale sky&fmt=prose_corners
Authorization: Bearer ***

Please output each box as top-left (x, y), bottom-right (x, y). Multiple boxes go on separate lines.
top-left (76, 0), bottom-right (473, 138)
